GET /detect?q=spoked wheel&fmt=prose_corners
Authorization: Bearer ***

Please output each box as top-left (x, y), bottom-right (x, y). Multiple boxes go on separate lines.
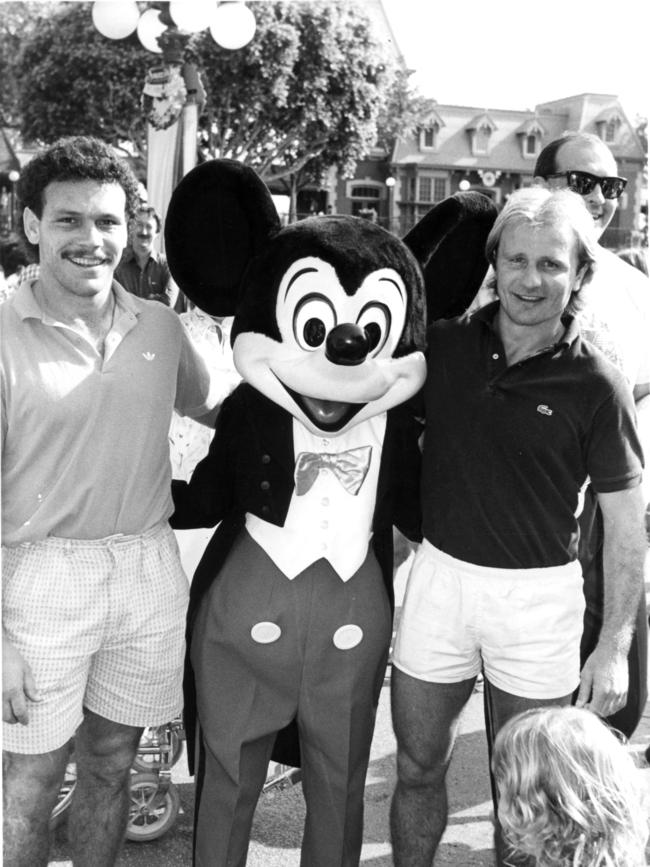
top-left (131, 725), bottom-right (184, 772)
top-left (49, 762), bottom-right (77, 829)
top-left (126, 772), bottom-right (181, 842)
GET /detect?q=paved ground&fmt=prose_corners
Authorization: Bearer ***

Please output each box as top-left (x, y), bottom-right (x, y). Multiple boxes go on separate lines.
top-left (49, 553), bottom-right (650, 866)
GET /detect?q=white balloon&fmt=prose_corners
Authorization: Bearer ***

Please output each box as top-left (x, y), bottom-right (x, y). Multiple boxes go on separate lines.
top-left (170, 0), bottom-right (216, 33)
top-left (137, 8), bottom-right (166, 54)
top-left (210, 3), bottom-right (256, 50)
top-left (91, 0), bottom-right (139, 40)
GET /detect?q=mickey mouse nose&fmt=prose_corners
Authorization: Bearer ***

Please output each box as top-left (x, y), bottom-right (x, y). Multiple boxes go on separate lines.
top-left (325, 324), bottom-right (369, 366)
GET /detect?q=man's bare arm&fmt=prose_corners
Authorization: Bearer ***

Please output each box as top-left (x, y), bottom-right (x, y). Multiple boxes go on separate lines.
top-left (576, 484), bottom-right (647, 717)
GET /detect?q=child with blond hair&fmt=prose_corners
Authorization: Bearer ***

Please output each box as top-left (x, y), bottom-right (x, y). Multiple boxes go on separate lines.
top-left (492, 706), bottom-right (648, 866)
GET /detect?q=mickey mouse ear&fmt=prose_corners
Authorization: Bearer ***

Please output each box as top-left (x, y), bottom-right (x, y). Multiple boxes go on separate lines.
top-left (403, 192), bottom-right (497, 322)
top-left (164, 159), bottom-right (281, 316)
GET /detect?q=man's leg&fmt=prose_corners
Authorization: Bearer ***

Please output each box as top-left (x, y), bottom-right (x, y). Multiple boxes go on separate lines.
top-left (483, 679), bottom-right (572, 867)
top-left (3, 743), bottom-right (71, 867)
top-left (390, 668), bottom-right (475, 867)
top-left (68, 709), bottom-right (143, 867)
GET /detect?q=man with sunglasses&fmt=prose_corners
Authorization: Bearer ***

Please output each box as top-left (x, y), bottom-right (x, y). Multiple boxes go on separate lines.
top-left (535, 132), bottom-right (650, 740)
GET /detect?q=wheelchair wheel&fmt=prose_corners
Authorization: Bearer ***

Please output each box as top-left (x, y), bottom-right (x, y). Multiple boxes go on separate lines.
top-left (132, 725), bottom-right (184, 772)
top-left (126, 772), bottom-right (181, 842)
top-left (49, 762), bottom-right (77, 829)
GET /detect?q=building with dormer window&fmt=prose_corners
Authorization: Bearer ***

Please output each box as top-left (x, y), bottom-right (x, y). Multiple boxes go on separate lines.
top-left (332, 90), bottom-right (645, 249)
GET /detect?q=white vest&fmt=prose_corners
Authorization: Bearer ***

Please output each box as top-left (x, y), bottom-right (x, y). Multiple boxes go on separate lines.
top-left (246, 414), bottom-right (387, 581)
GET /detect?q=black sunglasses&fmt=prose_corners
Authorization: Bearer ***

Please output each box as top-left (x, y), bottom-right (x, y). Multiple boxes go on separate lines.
top-left (546, 170), bottom-right (627, 200)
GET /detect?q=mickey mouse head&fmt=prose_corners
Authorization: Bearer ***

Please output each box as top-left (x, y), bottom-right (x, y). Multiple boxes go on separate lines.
top-left (165, 159), bottom-right (496, 436)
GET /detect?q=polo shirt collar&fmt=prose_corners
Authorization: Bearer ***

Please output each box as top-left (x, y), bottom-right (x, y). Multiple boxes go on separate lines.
top-left (121, 248), bottom-right (159, 266)
top-left (472, 300), bottom-right (579, 350)
top-left (13, 278), bottom-right (141, 322)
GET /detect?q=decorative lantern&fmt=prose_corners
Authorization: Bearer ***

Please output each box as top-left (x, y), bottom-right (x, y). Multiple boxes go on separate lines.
top-left (91, 0), bottom-right (139, 40)
top-left (210, 2), bottom-right (256, 50)
top-left (137, 8), bottom-right (167, 54)
top-left (170, 0), bottom-right (216, 34)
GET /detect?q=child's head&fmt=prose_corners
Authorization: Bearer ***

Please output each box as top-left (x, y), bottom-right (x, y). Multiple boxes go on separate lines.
top-left (492, 706), bottom-right (648, 867)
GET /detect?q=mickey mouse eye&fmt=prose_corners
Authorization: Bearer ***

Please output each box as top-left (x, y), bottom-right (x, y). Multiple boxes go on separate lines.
top-left (293, 294), bottom-right (336, 351)
top-left (357, 303), bottom-right (391, 356)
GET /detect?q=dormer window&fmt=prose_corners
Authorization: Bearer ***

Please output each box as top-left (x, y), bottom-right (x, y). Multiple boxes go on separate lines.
top-left (417, 109), bottom-right (445, 152)
top-left (515, 118), bottom-right (546, 159)
top-left (419, 120), bottom-right (444, 151)
top-left (595, 109), bottom-right (624, 145)
top-left (466, 113), bottom-right (497, 156)
top-left (604, 117), bottom-right (620, 143)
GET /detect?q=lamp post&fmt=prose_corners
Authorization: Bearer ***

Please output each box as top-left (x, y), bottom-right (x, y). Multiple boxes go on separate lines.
top-left (8, 170), bottom-right (19, 233)
top-left (91, 1), bottom-right (258, 245)
top-left (385, 175), bottom-right (396, 234)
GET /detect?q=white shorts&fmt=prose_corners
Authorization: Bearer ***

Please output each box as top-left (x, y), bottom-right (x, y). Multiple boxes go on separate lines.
top-left (2, 522), bottom-right (189, 754)
top-left (392, 540), bottom-right (585, 699)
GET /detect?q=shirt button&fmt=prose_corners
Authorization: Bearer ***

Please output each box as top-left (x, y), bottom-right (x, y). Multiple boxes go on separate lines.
top-left (321, 497), bottom-right (330, 507)
top-left (321, 439), bottom-right (330, 448)
top-left (261, 454), bottom-right (271, 464)
top-left (321, 520), bottom-right (328, 529)
top-left (321, 542), bottom-right (328, 551)
top-left (492, 353), bottom-right (499, 360)
top-left (260, 480), bottom-right (270, 491)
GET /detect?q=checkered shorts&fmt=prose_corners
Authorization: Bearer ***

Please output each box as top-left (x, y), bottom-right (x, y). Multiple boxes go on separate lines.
top-left (2, 522), bottom-right (189, 754)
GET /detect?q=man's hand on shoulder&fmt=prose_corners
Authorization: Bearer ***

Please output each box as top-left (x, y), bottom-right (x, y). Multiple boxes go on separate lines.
top-left (2, 635), bottom-right (40, 725)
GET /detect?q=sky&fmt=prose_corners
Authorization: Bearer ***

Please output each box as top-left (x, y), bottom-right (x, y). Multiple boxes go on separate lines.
top-left (380, 0), bottom-right (649, 121)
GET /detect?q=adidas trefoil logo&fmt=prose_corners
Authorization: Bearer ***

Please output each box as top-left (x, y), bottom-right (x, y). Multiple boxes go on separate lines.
top-left (142, 352), bottom-right (156, 361)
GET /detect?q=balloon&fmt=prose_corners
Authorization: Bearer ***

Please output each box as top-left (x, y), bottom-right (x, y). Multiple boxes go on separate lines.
top-left (91, 0), bottom-right (139, 40)
top-left (137, 8), bottom-right (166, 54)
top-left (209, 3), bottom-right (256, 50)
top-left (170, 0), bottom-right (216, 33)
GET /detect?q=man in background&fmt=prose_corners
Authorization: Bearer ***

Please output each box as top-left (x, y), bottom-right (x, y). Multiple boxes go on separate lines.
top-left (535, 132), bottom-right (650, 738)
top-left (115, 203), bottom-right (180, 308)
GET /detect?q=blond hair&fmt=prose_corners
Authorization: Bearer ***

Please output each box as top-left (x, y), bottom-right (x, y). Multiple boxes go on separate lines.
top-left (492, 706), bottom-right (648, 867)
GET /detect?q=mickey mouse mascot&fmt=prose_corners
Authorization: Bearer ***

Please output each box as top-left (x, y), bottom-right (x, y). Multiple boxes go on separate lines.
top-left (165, 159), bottom-right (495, 867)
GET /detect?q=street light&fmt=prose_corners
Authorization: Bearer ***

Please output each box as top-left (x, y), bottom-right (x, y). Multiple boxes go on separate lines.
top-left (8, 169), bottom-right (19, 232)
top-left (91, 1), bottom-right (257, 52)
top-left (385, 176), bottom-right (396, 234)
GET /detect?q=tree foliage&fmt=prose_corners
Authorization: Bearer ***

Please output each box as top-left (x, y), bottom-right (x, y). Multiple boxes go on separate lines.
top-left (0, 2), bottom-right (53, 126)
top-left (9, 1), bottom-right (405, 191)
top-left (15, 3), bottom-right (150, 151)
top-left (191, 1), bottom-right (397, 183)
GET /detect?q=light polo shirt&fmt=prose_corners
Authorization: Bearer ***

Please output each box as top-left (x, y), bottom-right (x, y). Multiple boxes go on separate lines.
top-left (421, 301), bottom-right (643, 570)
top-left (1, 280), bottom-right (214, 544)
top-left (579, 246), bottom-right (650, 389)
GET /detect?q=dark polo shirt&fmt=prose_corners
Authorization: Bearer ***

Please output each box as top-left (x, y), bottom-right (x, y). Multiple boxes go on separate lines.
top-left (421, 301), bottom-right (643, 570)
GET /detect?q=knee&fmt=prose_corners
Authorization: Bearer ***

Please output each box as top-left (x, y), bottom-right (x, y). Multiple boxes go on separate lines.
top-left (3, 746), bottom-right (70, 815)
top-left (395, 743), bottom-right (446, 791)
top-left (75, 726), bottom-right (141, 785)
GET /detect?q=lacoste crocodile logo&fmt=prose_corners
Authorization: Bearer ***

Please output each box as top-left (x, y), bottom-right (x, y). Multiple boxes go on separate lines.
top-left (537, 404), bottom-right (553, 416)
top-left (142, 352), bottom-right (156, 361)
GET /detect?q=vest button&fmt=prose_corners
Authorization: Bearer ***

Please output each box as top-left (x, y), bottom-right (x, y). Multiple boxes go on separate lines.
top-left (333, 625), bottom-right (364, 650)
top-left (261, 454), bottom-right (271, 464)
top-left (251, 622), bottom-right (282, 644)
top-left (260, 480), bottom-right (270, 491)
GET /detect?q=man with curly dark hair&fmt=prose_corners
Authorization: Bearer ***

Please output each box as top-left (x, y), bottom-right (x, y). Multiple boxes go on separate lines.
top-left (1, 136), bottom-right (220, 867)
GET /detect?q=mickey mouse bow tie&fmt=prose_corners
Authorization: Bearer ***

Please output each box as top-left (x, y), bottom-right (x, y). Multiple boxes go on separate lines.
top-left (294, 446), bottom-right (372, 496)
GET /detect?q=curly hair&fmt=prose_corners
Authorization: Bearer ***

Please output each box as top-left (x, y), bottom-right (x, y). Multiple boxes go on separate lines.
top-left (492, 706), bottom-right (648, 867)
top-left (17, 136), bottom-right (141, 258)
